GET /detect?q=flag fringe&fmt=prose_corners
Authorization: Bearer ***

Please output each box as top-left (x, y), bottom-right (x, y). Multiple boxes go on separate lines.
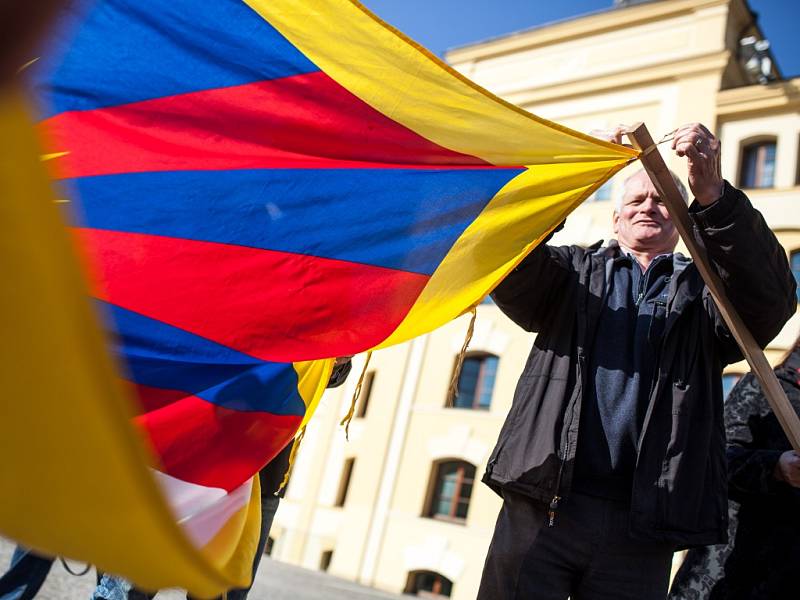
top-left (447, 307), bottom-right (477, 407)
top-left (340, 351), bottom-right (373, 441)
top-left (276, 425), bottom-right (307, 495)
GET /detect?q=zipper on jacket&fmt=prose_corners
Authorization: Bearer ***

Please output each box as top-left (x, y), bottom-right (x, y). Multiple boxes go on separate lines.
top-left (547, 453), bottom-right (565, 527)
top-left (547, 493), bottom-right (562, 527)
top-left (635, 262), bottom-right (649, 306)
top-left (634, 254), bottom-right (666, 306)
top-left (548, 345), bottom-right (587, 527)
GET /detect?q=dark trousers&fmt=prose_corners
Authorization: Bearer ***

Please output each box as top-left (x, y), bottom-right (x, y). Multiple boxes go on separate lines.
top-left (478, 491), bottom-right (674, 600)
top-left (0, 547), bottom-right (53, 600)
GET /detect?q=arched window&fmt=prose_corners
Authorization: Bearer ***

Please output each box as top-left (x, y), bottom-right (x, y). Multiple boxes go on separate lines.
top-left (739, 139), bottom-right (776, 188)
top-left (404, 570), bottom-right (453, 598)
top-left (449, 353), bottom-right (498, 410)
top-left (791, 249), bottom-right (800, 304)
top-left (425, 460), bottom-right (476, 522)
top-left (722, 373), bottom-right (743, 400)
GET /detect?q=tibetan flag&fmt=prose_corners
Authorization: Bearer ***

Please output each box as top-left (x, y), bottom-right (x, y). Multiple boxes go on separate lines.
top-left (1, 0), bottom-right (637, 596)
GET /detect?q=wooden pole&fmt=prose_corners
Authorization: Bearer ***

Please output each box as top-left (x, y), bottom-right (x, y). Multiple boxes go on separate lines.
top-left (626, 122), bottom-right (800, 452)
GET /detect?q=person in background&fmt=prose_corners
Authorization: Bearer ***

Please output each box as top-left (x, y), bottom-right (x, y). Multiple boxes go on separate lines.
top-left (92, 357), bottom-right (352, 600)
top-left (0, 4), bottom-right (73, 599)
top-left (477, 123), bottom-right (797, 600)
top-left (0, 548), bottom-right (53, 600)
top-left (669, 335), bottom-right (800, 599)
top-left (0, 1), bottom-right (63, 86)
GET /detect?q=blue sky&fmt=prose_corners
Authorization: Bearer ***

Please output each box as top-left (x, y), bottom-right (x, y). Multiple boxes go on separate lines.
top-left (361, 0), bottom-right (800, 78)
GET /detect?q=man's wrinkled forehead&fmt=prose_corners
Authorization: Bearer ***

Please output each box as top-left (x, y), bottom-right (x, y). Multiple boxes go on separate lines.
top-left (621, 172), bottom-right (660, 204)
top-left (617, 168), bottom-right (688, 212)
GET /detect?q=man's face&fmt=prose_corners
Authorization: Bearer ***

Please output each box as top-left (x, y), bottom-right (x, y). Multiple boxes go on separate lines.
top-left (613, 172), bottom-right (678, 253)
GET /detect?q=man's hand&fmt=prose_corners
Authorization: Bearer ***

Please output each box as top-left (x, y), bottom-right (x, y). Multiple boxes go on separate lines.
top-left (589, 124), bottom-right (629, 145)
top-left (671, 123), bottom-right (724, 206)
top-left (774, 451), bottom-right (800, 488)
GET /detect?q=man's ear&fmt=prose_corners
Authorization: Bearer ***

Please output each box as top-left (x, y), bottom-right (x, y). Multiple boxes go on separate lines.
top-left (612, 211), bottom-right (620, 235)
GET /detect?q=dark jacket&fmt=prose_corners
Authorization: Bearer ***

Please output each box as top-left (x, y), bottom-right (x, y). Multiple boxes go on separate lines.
top-left (669, 348), bottom-right (800, 599)
top-left (485, 183), bottom-right (797, 547)
top-left (717, 356), bottom-right (800, 598)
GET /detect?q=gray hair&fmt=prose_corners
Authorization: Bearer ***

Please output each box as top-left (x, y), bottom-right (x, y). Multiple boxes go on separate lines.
top-left (615, 169), bottom-right (688, 212)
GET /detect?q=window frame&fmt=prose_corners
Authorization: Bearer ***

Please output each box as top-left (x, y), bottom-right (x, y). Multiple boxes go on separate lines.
top-left (356, 371), bottom-right (374, 418)
top-left (404, 570), bottom-right (454, 598)
top-left (738, 137), bottom-right (777, 189)
top-left (319, 549), bottom-right (333, 572)
top-left (447, 352), bottom-right (498, 411)
top-left (592, 179), bottom-right (613, 202)
top-left (334, 457), bottom-right (355, 507)
top-left (796, 134), bottom-right (800, 186)
top-left (424, 459), bottom-right (476, 523)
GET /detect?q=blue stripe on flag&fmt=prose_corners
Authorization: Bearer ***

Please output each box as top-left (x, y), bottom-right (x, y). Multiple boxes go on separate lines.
top-left (102, 302), bottom-right (306, 415)
top-left (71, 167), bottom-right (523, 275)
top-left (31, 0), bottom-right (319, 118)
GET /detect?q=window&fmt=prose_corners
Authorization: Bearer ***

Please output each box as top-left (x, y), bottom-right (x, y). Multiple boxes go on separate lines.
top-left (450, 353), bottom-right (498, 410)
top-left (480, 295), bottom-right (495, 305)
top-left (426, 460), bottom-right (476, 522)
top-left (334, 458), bottom-right (355, 507)
top-left (356, 371), bottom-right (374, 418)
top-left (722, 373), bottom-right (742, 400)
top-left (792, 250), bottom-right (800, 304)
top-left (404, 570), bottom-right (453, 598)
top-left (739, 140), bottom-right (776, 188)
top-left (593, 180), bottom-right (613, 202)
top-left (796, 135), bottom-right (800, 186)
top-left (319, 550), bottom-right (333, 572)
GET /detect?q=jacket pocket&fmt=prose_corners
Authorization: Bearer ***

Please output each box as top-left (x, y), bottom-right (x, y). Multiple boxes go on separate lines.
top-left (659, 410), bottom-right (723, 534)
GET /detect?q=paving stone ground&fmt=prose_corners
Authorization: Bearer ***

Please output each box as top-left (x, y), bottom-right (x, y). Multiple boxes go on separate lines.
top-left (0, 538), bottom-right (405, 600)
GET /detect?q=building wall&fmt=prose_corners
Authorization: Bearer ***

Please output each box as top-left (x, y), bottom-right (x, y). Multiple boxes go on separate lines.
top-left (272, 1), bottom-right (800, 598)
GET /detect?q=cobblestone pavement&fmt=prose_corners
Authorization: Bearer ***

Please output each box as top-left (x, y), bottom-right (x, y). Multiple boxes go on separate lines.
top-left (1, 539), bottom-right (405, 600)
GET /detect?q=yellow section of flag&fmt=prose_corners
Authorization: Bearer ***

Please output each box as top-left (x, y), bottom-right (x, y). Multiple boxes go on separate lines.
top-left (0, 1), bottom-right (638, 596)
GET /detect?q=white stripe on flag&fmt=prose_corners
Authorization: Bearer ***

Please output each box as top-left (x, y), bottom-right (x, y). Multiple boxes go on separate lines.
top-left (152, 470), bottom-right (252, 548)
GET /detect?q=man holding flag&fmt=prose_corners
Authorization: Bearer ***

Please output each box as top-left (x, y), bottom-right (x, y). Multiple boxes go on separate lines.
top-left (8, 0), bottom-right (785, 595)
top-left (478, 123), bottom-right (797, 599)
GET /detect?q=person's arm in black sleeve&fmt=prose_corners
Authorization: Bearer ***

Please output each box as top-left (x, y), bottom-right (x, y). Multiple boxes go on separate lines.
top-left (670, 123), bottom-right (795, 361)
top-left (490, 221), bottom-right (576, 332)
top-left (725, 372), bottom-right (786, 500)
top-left (689, 182), bottom-right (797, 361)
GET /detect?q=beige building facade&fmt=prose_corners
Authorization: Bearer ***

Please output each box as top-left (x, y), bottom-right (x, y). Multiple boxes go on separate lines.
top-left (270, 1), bottom-right (800, 598)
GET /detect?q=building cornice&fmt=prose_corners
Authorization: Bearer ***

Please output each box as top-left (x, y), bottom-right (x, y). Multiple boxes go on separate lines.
top-left (502, 51), bottom-right (730, 108)
top-left (716, 77), bottom-right (800, 118)
top-left (445, 0), bottom-right (730, 64)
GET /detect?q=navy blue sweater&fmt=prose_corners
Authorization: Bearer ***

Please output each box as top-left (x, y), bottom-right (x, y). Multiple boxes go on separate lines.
top-left (572, 250), bottom-right (673, 501)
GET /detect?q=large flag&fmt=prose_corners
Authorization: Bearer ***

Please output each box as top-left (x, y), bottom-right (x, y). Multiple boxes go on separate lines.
top-left (2, 0), bottom-right (637, 595)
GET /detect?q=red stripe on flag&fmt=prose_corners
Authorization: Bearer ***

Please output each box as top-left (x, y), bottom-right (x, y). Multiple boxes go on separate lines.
top-left (126, 382), bottom-right (188, 415)
top-left (42, 71), bottom-right (489, 179)
top-left (136, 394), bottom-right (302, 491)
top-left (76, 228), bottom-right (429, 361)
